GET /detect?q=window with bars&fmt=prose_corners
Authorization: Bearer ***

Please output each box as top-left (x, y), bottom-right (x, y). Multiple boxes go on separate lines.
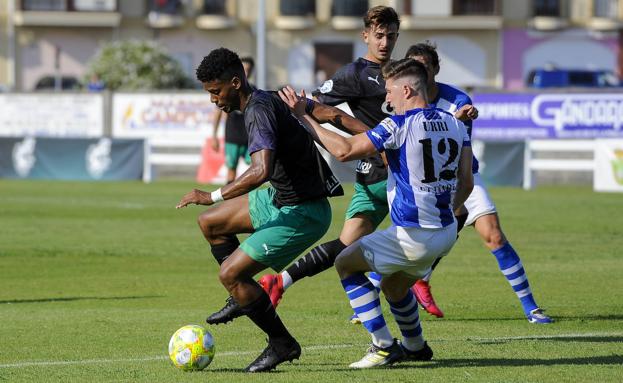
top-left (280, 0), bottom-right (315, 16)
top-left (453, 0), bottom-right (498, 15)
top-left (594, 0), bottom-right (619, 18)
top-left (201, 0), bottom-right (226, 15)
top-left (22, 0), bottom-right (67, 10)
top-left (22, 0), bottom-right (117, 11)
top-left (331, 0), bottom-right (368, 17)
top-left (149, 0), bottom-right (182, 15)
top-left (533, 0), bottom-right (560, 17)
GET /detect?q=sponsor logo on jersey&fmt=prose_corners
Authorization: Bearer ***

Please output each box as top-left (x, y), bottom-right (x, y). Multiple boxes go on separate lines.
top-left (380, 118), bottom-right (397, 133)
top-left (319, 80), bottom-right (333, 94)
top-left (367, 75), bottom-right (380, 85)
top-left (371, 131), bottom-right (382, 140)
top-left (356, 160), bottom-right (372, 174)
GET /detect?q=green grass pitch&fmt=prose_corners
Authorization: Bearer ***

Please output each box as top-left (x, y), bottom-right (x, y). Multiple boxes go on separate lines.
top-left (1, 180), bottom-right (622, 382)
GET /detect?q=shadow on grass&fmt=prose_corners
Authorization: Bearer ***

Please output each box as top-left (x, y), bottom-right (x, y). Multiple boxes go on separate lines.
top-left (0, 295), bottom-right (164, 304)
top-left (306, 354), bottom-right (623, 371)
top-left (421, 354), bottom-right (623, 369)
top-left (476, 335), bottom-right (623, 344)
top-left (436, 314), bottom-right (623, 322)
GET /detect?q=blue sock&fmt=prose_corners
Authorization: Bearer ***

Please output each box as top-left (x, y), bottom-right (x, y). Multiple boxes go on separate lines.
top-left (387, 290), bottom-right (425, 352)
top-left (341, 273), bottom-right (393, 348)
top-left (492, 242), bottom-right (538, 315)
top-left (368, 272), bottom-right (382, 293)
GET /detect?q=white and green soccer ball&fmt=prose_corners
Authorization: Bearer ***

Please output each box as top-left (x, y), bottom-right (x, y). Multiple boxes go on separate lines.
top-left (168, 325), bottom-right (215, 371)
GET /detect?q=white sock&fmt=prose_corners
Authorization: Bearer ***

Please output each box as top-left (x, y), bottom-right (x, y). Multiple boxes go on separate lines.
top-left (281, 271), bottom-right (293, 290)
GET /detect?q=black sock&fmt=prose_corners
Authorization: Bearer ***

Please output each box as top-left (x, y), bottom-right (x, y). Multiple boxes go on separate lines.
top-left (456, 213), bottom-right (469, 234)
top-left (210, 235), bottom-right (240, 265)
top-left (241, 291), bottom-right (294, 342)
top-left (430, 256), bottom-right (442, 271)
top-left (432, 213), bottom-right (469, 272)
top-left (285, 238), bottom-right (347, 282)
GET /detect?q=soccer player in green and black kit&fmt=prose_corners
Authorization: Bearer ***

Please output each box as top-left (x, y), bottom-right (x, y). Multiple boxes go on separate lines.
top-left (211, 56), bottom-right (254, 183)
top-left (177, 48), bottom-right (342, 372)
top-left (259, 6), bottom-right (401, 320)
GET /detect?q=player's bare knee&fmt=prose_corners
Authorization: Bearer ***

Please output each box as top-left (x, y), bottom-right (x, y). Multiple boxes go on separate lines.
top-left (484, 228), bottom-right (506, 249)
top-left (218, 263), bottom-right (238, 289)
top-left (197, 211), bottom-right (216, 238)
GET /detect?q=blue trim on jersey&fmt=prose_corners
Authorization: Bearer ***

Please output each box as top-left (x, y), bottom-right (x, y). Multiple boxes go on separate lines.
top-left (387, 143), bottom-right (419, 227)
top-left (435, 190), bottom-right (454, 227)
top-left (366, 129), bottom-right (388, 152)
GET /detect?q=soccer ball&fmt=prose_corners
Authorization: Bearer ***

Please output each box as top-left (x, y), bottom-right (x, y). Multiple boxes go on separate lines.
top-left (168, 325), bottom-right (215, 371)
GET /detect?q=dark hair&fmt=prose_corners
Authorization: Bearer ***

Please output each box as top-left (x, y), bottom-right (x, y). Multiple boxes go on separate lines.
top-left (196, 47), bottom-right (244, 83)
top-left (382, 58), bottom-right (428, 88)
top-left (240, 56), bottom-right (255, 75)
top-left (363, 6), bottom-right (400, 30)
top-left (404, 41), bottom-right (440, 69)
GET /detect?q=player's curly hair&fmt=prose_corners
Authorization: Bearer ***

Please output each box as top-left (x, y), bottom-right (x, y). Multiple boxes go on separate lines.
top-left (364, 6), bottom-right (400, 29)
top-left (404, 41), bottom-right (440, 69)
top-left (196, 47), bottom-right (244, 83)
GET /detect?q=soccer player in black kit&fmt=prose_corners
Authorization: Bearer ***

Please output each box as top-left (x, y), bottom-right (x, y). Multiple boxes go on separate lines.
top-left (177, 48), bottom-right (342, 372)
top-left (259, 6), bottom-right (405, 324)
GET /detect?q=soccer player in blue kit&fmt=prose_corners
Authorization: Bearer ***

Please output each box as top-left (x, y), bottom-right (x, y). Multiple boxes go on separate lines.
top-left (278, 58), bottom-right (474, 368)
top-left (404, 42), bottom-right (552, 324)
top-left (176, 47), bottom-right (344, 372)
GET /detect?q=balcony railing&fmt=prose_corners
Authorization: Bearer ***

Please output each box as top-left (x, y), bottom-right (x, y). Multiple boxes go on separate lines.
top-left (21, 0), bottom-right (117, 12)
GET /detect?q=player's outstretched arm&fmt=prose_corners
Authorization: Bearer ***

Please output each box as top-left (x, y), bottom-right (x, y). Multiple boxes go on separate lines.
top-left (176, 149), bottom-right (273, 209)
top-left (278, 86), bottom-right (376, 162)
top-left (452, 146), bottom-right (474, 212)
top-left (306, 100), bottom-right (369, 135)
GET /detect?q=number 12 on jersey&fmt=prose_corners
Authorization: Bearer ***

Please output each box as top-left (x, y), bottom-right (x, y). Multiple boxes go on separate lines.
top-left (419, 137), bottom-right (459, 184)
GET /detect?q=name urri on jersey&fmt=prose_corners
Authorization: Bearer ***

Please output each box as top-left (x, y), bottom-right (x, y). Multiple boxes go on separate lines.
top-left (422, 121), bottom-right (449, 132)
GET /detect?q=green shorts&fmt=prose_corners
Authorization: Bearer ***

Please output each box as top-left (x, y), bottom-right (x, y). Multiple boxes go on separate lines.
top-left (240, 187), bottom-right (332, 272)
top-left (345, 180), bottom-right (389, 230)
top-left (225, 142), bottom-right (251, 169)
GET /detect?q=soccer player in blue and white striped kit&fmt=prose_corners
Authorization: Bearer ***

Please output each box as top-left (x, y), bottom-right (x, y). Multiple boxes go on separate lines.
top-left (278, 58), bottom-right (474, 368)
top-left (404, 42), bottom-right (552, 324)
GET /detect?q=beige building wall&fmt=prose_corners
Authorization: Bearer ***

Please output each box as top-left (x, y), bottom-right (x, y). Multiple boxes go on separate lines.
top-left (3, 0), bottom-right (620, 91)
top-left (0, 0), bottom-right (10, 89)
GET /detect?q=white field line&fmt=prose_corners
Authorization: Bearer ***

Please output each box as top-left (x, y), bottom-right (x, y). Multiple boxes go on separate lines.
top-left (1, 332), bottom-right (621, 369)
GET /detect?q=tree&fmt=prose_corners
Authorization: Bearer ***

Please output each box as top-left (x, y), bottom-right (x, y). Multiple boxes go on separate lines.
top-left (85, 40), bottom-right (196, 90)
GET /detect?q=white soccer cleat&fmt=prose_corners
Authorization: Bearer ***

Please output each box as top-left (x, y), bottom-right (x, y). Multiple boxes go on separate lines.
top-left (349, 340), bottom-right (404, 369)
top-left (527, 308), bottom-right (553, 324)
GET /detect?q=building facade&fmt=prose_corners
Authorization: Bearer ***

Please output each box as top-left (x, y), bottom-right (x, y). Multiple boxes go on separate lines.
top-left (0, 0), bottom-right (621, 92)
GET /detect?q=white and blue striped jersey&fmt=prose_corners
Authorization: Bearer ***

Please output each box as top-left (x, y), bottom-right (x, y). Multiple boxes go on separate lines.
top-left (366, 107), bottom-right (471, 229)
top-left (430, 82), bottom-right (479, 174)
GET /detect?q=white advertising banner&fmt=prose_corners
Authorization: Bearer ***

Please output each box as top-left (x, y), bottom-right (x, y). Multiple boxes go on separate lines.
top-left (112, 93), bottom-right (219, 141)
top-left (594, 139), bottom-right (623, 192)
top-left (0, 93), bottom-right (104, 137)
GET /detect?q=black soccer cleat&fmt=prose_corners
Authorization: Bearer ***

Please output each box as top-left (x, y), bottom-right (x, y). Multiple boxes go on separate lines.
top-left (245, 338), bottom-right (301, 373)
top-left (399, 341), bottom-right (433, 361)
top-left (206, 296), bottom-right (244, 325)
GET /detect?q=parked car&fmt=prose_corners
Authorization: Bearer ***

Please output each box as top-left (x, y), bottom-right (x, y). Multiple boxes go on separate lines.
top-left (526, 68), bottom-right (621, 88)
top-left (34, 75), bottom-right (81, 91)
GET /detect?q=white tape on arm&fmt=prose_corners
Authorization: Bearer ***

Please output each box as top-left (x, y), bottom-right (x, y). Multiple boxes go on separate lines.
top-left (210, 188), bottom-right (224, 204)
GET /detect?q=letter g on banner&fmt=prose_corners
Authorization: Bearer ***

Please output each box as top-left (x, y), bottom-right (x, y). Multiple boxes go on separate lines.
top-left (86, 138), bottom-right (112, 179)
top-left (13, 137), bottom-right (36, 178)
